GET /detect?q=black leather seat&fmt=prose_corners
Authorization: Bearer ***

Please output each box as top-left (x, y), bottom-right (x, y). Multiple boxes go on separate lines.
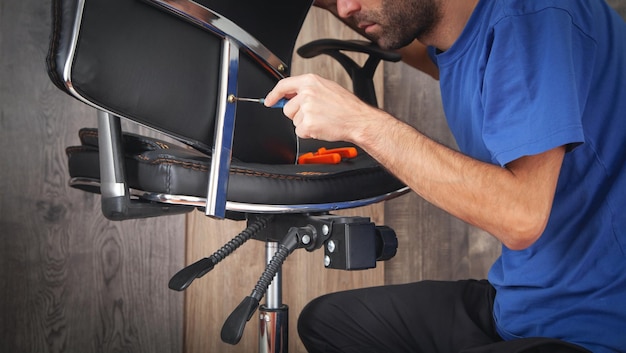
top-left (67, 127), bottom-right (405, 208)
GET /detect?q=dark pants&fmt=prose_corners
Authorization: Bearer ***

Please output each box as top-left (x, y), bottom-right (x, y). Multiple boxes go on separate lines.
top-left (297, 280), bottom-right (590, 353)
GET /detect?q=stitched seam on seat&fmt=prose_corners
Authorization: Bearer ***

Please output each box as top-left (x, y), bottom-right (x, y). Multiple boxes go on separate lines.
top-left (155, 141), bottom-right (169, 149)
top-left (230, 169), bottom-right (307, 180)
top-left (136, 156), bottom-right (387, 182)
top-left (144, 157), bottom-right (209, 172)
top-left (228, 167), bottom-right (384, 181)
top-left (71, 146), bottom-right (386, 182)
top-left (141, 157), bottom-right (339, 180)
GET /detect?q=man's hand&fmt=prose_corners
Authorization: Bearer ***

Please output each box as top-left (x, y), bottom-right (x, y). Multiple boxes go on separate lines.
top-left (264, 74), bottom-right (385, 142)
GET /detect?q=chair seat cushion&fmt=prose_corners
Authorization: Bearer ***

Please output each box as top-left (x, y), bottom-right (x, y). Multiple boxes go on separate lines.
top-left (67, 129), bottom-right (406, 206)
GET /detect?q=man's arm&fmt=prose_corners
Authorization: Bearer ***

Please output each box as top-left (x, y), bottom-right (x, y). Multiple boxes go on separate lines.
top-left (363, 112), bottom-right (565, 250)
top-left (312, 0), bottom-right (439, 79)
top-left (265, 74), bottom-right (564, 250)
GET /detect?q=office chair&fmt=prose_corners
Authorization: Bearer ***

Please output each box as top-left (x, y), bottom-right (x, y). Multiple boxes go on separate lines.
top-left (47, 0), bottom-right (407, 351)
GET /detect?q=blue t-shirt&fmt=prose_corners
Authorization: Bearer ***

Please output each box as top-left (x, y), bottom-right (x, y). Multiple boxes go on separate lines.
top-left (430, 0), bottom-right (626, 352)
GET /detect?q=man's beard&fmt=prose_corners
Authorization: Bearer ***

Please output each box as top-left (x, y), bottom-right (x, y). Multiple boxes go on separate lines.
top-left (357, 0), bottom-right (441, 49)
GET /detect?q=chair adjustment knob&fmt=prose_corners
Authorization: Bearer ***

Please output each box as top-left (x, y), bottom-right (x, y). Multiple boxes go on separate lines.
top-left (375, 226), bottom-right (398, 261)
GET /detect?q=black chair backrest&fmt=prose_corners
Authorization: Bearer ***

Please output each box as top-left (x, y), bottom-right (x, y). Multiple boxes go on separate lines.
top-left (47, 0), bottom-right (313, 164)
top-left (196, 0), bottom-right (307, 67)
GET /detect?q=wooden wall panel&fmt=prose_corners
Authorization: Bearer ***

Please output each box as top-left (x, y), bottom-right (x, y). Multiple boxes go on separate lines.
top-left (0, 1), bottom-right (184, 352)
top-left (183, 8), bottom-right (386, 353)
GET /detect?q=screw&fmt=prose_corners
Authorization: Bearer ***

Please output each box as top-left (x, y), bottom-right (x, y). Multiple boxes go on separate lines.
top-left (327, 240), bottom-right (336, 253)
top-left (324, 255), bottom-right (331, 267)
top-left (322, 225), bottom-right (330, 236)
top-left (301, 234), bottom-right (311, 245)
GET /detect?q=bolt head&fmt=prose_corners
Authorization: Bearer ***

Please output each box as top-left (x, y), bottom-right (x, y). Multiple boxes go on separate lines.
top-left (327, 240), bottom-right (336, 253)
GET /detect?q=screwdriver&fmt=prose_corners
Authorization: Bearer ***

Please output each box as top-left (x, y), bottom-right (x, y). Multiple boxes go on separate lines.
top-left (228, 94), bottom-right (289, 108)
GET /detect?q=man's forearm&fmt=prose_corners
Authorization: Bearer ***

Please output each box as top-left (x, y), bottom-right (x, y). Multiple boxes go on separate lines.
top-left (265, 73), bottom-right (561, 251)
top-left (355, 111), bottom-right (564, 250)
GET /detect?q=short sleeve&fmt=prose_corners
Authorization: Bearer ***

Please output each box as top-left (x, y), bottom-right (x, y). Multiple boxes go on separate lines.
top-left (482, 8), bottom-right (592, 166)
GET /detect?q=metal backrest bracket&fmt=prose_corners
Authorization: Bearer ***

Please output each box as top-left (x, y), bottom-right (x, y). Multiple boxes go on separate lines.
top-left (206, 41), bottom-right (239, 218)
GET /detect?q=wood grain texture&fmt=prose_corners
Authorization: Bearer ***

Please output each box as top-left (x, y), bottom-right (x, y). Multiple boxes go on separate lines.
top-left (0, 1), bottom-right (184, 352)
top-left (183, 8), bottom-right (387, 353)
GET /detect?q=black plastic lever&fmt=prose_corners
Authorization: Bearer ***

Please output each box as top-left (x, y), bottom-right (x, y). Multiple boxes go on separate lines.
top-left (168, 216), bottom-right (274, 291)
top-left (168, 257), bottom-right (217, 291)
top-left (297, 39), bottom-right (401, 107)
top-left (220, 225), bottom-right (313, 345)
top-left (220, 296), bottom-right (260, 345)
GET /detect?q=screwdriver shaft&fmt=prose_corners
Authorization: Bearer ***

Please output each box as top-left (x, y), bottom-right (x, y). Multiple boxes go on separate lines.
top-left (228, 95), bottom-right (288, 109)
top-left (234, 97), bottom-right (264, 104)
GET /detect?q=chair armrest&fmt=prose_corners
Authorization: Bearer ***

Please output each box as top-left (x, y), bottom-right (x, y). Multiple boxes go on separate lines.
top-left (297, 39), bottom-right (402, 106)
top-left (97, 111), bottom-right (192, 220)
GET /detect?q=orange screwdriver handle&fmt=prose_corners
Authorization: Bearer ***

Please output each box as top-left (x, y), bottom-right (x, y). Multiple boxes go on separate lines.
top-left (297, 147), bottom-right (358, 164)
top-left (298, 152), bottom-right (342, 165)
top-left (317, 147), bottom-right (358, 158)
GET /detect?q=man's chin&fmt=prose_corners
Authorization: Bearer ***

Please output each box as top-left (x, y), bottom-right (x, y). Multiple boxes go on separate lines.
top-left (377, 39), bottom-right (412, 51)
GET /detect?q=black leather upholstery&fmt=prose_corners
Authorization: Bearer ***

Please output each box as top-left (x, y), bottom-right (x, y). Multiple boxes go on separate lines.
top-left (47, 0), bottom-right (81, 93)
top-left (46, 0), bottom-right (309, 164)
top-left (194, 0), bottom-right (308, 66)
top-left (67, 128), bottom-right (405, 205)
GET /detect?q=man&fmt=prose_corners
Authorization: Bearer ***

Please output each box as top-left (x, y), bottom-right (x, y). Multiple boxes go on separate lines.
top-left (264, 0), bottom-right (626, 352)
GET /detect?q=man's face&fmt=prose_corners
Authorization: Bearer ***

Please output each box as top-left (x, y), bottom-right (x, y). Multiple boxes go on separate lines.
top-left (345, 0), bottom-right (441, 49)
